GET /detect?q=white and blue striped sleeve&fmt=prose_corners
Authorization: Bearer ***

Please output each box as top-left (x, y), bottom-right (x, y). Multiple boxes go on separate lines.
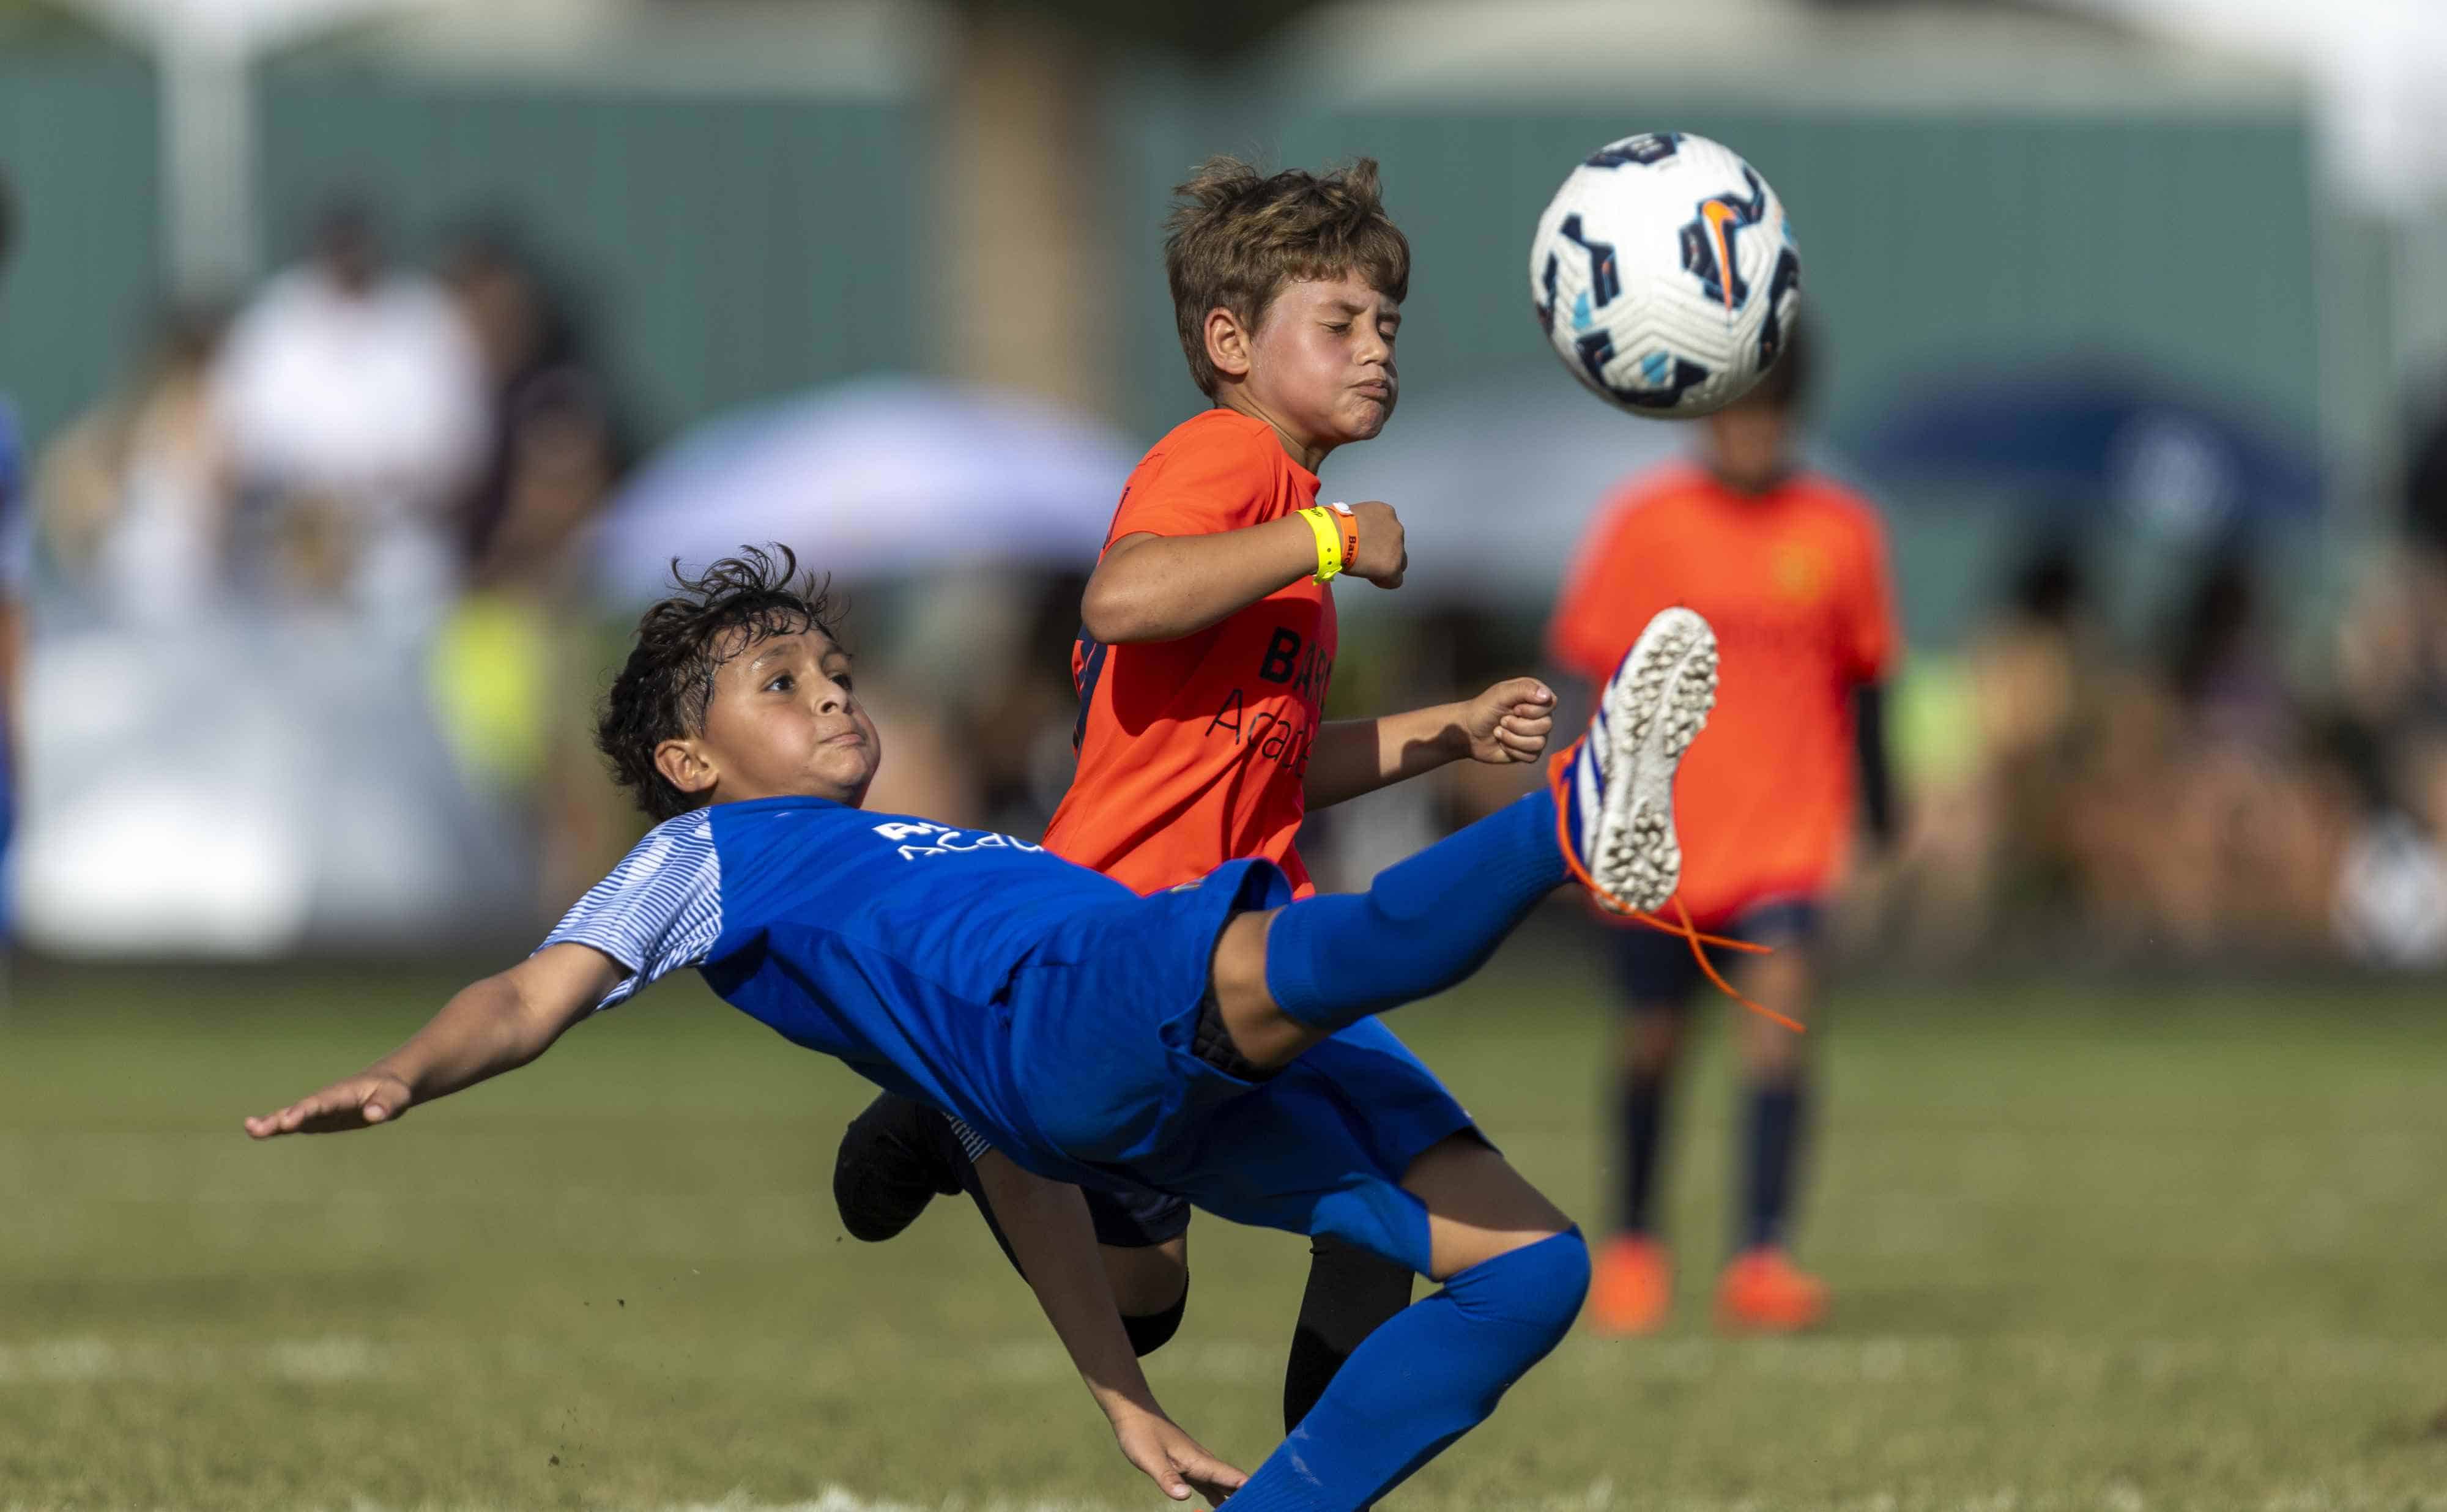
top-left (538, 814), bottom-right (724, 1011)
top-left (948, 1117), bottom-right (992, 1163)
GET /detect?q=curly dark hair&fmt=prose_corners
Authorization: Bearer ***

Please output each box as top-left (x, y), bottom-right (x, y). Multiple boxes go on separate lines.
top-left (598, 544), bottom-right (842, 821)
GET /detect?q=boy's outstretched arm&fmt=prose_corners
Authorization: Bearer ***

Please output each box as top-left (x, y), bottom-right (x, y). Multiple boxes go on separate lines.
top-left (1303, 678), bottom-right (1554, 810)
top-left (242, 944), bottom-right (619, 1138)
top-left (1081, 499), bottom-right (1406, 645)
top-left (971, 1155), bottom-right (1245, 1505)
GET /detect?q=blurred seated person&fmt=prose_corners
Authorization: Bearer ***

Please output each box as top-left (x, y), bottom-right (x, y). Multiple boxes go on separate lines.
top-left (2336, 398), bottom-right (2447, 825)
top-left (1875, 541), bottom-right (2096, 960)
top-left (2140, 547), bottom-right (2340, 953)
top-left (421, 231), bottom-right (631, 917)
top-left (443, 229), bottom-right (626, 594)
top-left (211, 201), bottom-right (488, 633)
top-left (34, 308), bottom-right (233, 628)
top-left (2322, 386), bottom-right (2447, 959)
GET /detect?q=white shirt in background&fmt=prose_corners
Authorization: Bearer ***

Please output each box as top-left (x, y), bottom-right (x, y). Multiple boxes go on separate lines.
top-left (212, 266), bottom-right (489, 629)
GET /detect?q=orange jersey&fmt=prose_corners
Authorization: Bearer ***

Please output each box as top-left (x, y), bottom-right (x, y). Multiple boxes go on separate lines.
top-left (1547, 460), bottom-right (1897, 924)
top-left (1043, 409), bottom-right (1335, 896)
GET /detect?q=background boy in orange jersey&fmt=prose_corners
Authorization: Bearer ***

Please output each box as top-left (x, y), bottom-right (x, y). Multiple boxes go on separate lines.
top-left (1547, 326), bottom-right (1899, 1336)
top-left (834, 156), bottom-right (1559, 1484)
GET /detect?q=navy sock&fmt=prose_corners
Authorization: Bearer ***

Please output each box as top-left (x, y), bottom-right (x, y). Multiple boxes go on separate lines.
top-left (1266, 788), bottom-right (1565, 1033)
top-left (1741, 1080), bottom-right (1806, 1251)
top-left (1227, 1229), bottom-right (1591, 1512)
top-left (1619, 1071), bottom-right (1670, 1236)
top-left (1282, 1235), bottom-right (1414, 1432)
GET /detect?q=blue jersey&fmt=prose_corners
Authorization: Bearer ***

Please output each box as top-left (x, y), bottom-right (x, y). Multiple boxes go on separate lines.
top-left (544, 793), bottom-right (1479, 1270)
top-left (543, 796), bottom-right (1157, 1185)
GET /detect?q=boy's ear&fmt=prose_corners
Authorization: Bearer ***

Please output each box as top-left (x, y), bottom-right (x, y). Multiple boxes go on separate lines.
top-left (1203, 305), bottom-right (1253, 382)
top-left (653, 738), bottom-right (719, 802)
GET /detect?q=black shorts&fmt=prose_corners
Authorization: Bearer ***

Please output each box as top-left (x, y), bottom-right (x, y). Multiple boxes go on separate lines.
top-left (1609, 897), bottom-right (1822, 1010)
top-left (1083, 1184), bottom-right (1194, 1248)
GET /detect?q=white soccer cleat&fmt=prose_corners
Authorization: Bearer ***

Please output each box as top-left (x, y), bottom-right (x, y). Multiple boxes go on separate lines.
top-left (1556, 607), bottom-right (1718, 914)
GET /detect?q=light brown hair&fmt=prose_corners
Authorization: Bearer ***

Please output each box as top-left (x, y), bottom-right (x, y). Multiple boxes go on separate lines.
top-left (1163, 156), bottom-right (1411, 397)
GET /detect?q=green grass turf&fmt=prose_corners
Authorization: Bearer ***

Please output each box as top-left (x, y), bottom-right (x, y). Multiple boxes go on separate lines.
top-left (6, 943), bottom-right (2447, 1511)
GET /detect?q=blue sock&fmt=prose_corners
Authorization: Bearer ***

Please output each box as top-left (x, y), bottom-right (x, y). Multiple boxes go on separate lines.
top-left (1742, 1079), bottom-right (1806, 1250)
top-left (1266, 787), bottom-right (1565, 1033)
top-left (1225, 1228), bottom-right (1591, 1512)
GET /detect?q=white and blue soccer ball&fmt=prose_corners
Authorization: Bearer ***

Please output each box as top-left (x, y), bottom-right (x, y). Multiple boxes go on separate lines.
top-left (1529, 132), bottom-right (1803, 419)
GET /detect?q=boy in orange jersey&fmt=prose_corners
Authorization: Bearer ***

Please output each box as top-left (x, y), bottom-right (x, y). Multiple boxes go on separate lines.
top-left (1547, 325), bottom-right (1899, 1335)
top-left (833, 156), bottom-right (1559, 1480)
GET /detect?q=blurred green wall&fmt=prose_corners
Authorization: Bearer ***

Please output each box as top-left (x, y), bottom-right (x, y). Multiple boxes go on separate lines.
top-left (0, 49), bottom-right (159, 453)
top-left (257, 66), bottom-right (921, 444)
top-left (1103, 88), bottom-right (2333, 647)
top-left (0, 50), bottom-right (2330, 574)
top-left (1110, 92), bottom-right (2326, 454)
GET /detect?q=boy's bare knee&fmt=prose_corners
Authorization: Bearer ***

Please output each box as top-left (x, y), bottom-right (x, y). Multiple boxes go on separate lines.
top-left (1736, 947), bottom-right (1815, 1074)
top-left (1622, 1007), bottom-right (1687, 1075)
top-left (1402, 1133), bottom-right (1574, 1280)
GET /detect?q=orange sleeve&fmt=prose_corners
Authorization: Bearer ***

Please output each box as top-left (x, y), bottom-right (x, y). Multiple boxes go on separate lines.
top-left (1546, 498), bottom-right (1653, 682)
top-left (1106, 425), bottom-right (1271, 549)
top-left (1838, 501), bottom-right (1901, 684)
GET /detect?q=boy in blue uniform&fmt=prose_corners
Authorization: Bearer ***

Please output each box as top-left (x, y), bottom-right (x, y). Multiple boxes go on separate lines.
top-left (247, 547), bottom-right (1723, 1511)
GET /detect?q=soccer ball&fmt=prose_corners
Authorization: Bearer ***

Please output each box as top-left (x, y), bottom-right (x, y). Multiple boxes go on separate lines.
top-left (1529, 132), bottom-right (1802, 419)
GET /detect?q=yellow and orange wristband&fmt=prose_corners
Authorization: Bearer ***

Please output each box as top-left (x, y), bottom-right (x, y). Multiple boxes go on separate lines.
top-left (1298, 502), bottom-right (1362, 585)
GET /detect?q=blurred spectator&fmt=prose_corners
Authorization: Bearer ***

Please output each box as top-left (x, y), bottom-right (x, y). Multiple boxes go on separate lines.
top-left (211, 201), bottom-right (488, 634)
top-left (2148, 547), bottom-right (2341, 952)
top-left (2325, 396), bottom-right (2447, 962)
top-left (417, 229), bottom-right (633, 911)
top-left (2337, 405), bottom-right (2447, 822)
top-left (34, 307), bottom-right (232, 628)
top-left (965, 569), bottom-right (1091, 838)
top-left (1884, 530), bottom-right (2354, 965)
top-left (1879, 540), bottom-right (2098, 958)
top-left (442, 228), bottom-right (627, 591)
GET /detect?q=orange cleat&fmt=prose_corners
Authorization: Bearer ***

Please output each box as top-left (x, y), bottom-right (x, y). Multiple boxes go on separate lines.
top-left (1587, 1234), bottom-right (1675, 1336)
top-left (1715, 1247), bottom-right (1827, 1333)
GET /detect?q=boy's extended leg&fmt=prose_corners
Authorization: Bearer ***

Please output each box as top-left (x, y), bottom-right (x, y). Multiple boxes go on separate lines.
top-left (1224, 1135), bottom-right (1591, 1512)
top-left (1212, 607), bottom-right (1718, 1069)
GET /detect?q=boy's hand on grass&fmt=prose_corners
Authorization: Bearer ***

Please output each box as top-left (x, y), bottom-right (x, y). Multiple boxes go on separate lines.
top-left (1110, 1404), bottom-right (1247, 1505)
top-left (243, 1071), bottom-right (415, 1139)
top-left (1455, 677), bottom-right (1556, 765)
top-left (1346, 500), bottom-right (1408, 588)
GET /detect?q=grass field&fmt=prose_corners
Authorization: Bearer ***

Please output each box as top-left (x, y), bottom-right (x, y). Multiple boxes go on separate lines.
top-left (7, 940), bottom-right (2447, 1511)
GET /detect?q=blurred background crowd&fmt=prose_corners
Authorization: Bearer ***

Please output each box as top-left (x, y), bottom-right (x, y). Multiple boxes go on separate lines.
top-left (4, 0), bottom-right (2447, 971)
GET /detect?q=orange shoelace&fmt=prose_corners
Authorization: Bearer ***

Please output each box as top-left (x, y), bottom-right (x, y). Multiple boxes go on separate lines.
top-left (1547, 736), bottom-right (1803, 1033)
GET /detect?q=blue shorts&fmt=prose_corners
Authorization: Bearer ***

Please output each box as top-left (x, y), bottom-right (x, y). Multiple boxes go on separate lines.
top-left (1610, 896), bottom-right (1821, 1009)
top-left (1005, 860), bottom-right (1476, 1277)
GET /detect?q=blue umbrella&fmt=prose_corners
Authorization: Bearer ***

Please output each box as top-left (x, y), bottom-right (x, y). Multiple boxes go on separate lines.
top-left (1860, 369), bottom-right (2322, 533)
